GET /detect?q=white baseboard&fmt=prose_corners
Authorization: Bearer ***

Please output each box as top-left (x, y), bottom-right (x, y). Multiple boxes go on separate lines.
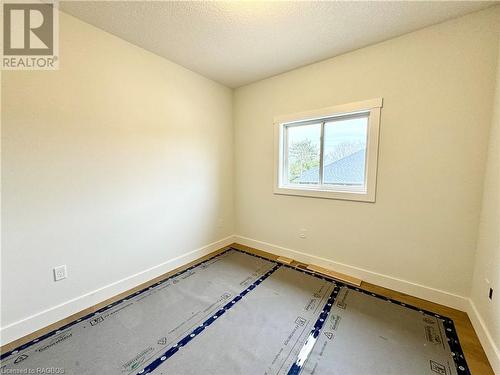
top-left (234, 235), bottom-right (469, 311)
top-left (0, 235), bottom-right (235, 346)
top-left (466, 299), bottom-right (500, 374)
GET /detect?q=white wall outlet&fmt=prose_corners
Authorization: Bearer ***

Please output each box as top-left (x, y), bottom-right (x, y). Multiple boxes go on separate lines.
top-left (299, 228), bottom-right (308, 239)
top-left (53, 265), bottom-right (67, 281)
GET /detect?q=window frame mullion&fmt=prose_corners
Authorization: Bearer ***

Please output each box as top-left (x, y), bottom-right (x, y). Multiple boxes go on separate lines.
top-left (318, 121), bottom-right (325, 186)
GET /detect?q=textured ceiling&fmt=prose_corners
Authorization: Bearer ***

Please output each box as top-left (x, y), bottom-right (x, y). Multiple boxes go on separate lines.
top-left (60, 1), bottom-right (494, 88)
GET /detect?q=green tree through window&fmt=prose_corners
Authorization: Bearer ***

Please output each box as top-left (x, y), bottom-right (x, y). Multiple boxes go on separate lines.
top-left (288, 139), bottom-right (319, 181)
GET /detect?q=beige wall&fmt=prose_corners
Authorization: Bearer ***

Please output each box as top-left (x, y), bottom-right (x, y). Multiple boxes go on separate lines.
top-left (470, 37), bottom-right (500, 373)
top-left (234, 8), bottom-right (500, 298)
top-left (1, 12), bottom-right (233, 338)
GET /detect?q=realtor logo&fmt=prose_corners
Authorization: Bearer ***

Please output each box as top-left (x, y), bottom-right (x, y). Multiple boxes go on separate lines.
top-left (2, 0), bottom-right (59, 69)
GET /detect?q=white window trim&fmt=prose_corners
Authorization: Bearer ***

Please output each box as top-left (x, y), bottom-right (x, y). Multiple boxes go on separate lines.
top-left (273, 98), bottom-right (383, 202)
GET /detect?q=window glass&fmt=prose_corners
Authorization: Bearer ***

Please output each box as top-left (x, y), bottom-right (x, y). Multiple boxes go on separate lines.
top-left (286, 123), bottom-right (321, 185)
top-left (322, 116), bottom-right (368, 186)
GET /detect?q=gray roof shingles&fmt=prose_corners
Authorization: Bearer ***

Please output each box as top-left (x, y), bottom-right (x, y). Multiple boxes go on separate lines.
top-left (294, 149), bottom-right (366, 185)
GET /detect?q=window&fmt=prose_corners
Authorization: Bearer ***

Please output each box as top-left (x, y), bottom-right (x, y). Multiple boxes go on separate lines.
top-left (274, 98), bottom-right (382, 202)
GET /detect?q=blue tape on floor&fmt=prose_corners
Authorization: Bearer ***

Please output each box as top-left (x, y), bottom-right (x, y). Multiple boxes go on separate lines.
top-left (136, 263), bottom-right (282, 375)
top-left (287, 284), bottom-right (342, 375)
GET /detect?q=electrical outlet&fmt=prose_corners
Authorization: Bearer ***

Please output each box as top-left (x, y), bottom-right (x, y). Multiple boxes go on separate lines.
top-left (299, 228), bottom-right (307, 239)
top-left (54, 265), bottom-right (67, 281)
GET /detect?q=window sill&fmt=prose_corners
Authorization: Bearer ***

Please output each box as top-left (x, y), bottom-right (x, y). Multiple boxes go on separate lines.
top-left (273, 186), bottom-right (375, 202)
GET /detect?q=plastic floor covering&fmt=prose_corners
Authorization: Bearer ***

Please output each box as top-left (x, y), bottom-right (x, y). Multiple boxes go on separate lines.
top-left (0, 249), bottom-right (470, 375)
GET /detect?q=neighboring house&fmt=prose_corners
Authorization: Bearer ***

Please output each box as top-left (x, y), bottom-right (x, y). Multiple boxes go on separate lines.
top-left (295, 149), bottom-right (366, 185)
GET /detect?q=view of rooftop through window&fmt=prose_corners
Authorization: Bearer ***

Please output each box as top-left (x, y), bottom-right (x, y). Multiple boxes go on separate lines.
top-left (285, 115), bottom-right (368, 187)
